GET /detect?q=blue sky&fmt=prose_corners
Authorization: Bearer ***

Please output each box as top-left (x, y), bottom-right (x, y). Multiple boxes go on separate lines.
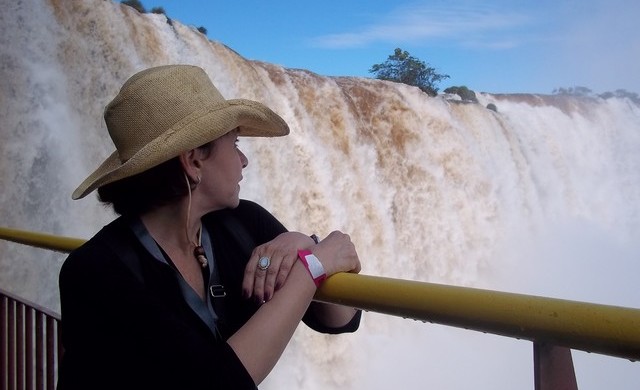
top-left (145, 0), bottom-right (638, 95)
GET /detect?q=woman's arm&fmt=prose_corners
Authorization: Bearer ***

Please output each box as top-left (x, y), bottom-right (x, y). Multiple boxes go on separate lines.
top-left (308, 302), bottom-right (360, 328)
top-left (235, 200), bottom-right (362, 331)
top-left (229, 261), bottom-right (316, 384)
top-left (229, 231), bottom-right (360, 385)
top-left (242, 230), bottom-right (362, 329)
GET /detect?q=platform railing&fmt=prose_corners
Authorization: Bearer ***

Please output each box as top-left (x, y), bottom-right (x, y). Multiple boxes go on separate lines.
top-left (314, 272), bottom-right (640, 361)
top-left (2, 226), bottom-right (639, 389)
top-left (1, 289), bottom-right (61, 390)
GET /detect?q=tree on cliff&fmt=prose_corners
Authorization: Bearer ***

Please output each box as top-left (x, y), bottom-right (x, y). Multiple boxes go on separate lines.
top-left (552, 86), bottom-right (593, 97)
top-left (369, 48), bottom-right (449, 96)
top-left (121, 0), bottom-right (145, 13)
top-left (120, 1), bottom-right (208, 35)
top-left (443, 86), bottom-right (478, 102)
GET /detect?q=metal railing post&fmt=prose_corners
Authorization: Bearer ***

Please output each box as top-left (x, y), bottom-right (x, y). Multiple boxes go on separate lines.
top-left (534, 343), bottom-right (578, 390)
top-left (0, 290), bottom-right (61, 390)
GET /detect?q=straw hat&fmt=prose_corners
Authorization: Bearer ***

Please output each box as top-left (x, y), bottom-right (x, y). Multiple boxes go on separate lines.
top-left (72, 64), bottom-right (289, 199)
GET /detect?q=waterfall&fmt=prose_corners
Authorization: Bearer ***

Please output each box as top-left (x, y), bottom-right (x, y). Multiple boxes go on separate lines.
top-left (1, 1), bottom-right (638, 388)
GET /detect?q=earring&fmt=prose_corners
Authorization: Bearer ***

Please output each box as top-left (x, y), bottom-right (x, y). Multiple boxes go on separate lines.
top-left (187, 173), bottom-right (201, 187)
top-left (183, 172), bottom-right (208, 268)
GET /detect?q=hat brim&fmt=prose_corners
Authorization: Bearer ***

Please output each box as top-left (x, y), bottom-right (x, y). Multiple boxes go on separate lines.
top-left (72, 98), bottom-right (289, 199)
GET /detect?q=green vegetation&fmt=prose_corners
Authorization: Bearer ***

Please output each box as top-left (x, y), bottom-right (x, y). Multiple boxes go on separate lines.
top-left (553, 86), bottom-right (639, 103)
top-left (120, 1), bottom-right (207, 35)
top-left (598, 89), bottom-right (639, 102)
top-left (442, 86), bottom-right (498, 111)
top-left (150, 6), bottom-right (165, 14)
top-left (121, 0), bottom-right (145, 13)
top-left (369, 48), bottom-right (449, 97)
top-left (443, 86), bottom-right (478, 103)
top-left (552, 86), bottom-right (593, 97)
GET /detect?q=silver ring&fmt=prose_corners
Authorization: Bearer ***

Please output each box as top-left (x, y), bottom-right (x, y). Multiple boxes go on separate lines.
top-left (257, 256), bottom-right (271, 271)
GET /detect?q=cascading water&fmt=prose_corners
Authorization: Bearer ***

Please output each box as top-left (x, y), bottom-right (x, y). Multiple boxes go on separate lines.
top-left (1, 1), bottom-right (638, 388)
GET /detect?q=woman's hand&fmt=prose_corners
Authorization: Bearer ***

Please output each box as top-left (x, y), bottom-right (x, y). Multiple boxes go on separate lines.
top-left (242, 230), bottom-right (361, 303)
top-left (242, 232), bottom-right (315, 302)
top-left (312, 231), bottom-right (361, 276)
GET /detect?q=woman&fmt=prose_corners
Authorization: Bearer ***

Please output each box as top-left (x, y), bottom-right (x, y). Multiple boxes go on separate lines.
top-left (58, 65), bottom-right (362, 389)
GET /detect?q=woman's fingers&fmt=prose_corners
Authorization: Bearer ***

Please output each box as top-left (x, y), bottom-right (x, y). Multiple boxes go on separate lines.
top-left (242, 253), bottom-right (265, 300)
top-left (252, 257), bottom-right (271, 302)
top-left (263, 253), bottom-right (298, 302)
top-left (241, 232), bottom-right (320, 301)
top-left (242, 255), bottom-right (258, 298)
top-left (274, 254), bottom-right (294, 290)
top-left (242, 252), bottom-right (271, 302)
top-left (242, 251), bottom-right (294, 303)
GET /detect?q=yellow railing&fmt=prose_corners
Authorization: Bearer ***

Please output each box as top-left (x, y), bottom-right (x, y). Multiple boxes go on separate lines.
top-left (0, 227), bottom-right (85, 253)
top-left (1, 226), bottom-right (639, 361)
top-left (1, 225), bottom-right (639, 389)
top-left (316, 273), bottom-right (640, 361)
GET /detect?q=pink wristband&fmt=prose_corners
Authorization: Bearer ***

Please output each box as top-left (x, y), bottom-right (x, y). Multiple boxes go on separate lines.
top-left (297, 250), bottom-right (327, 287)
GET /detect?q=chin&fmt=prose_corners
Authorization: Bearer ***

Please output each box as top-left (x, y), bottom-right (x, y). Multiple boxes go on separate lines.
top-left (227, 197), bottom-right (241, 209)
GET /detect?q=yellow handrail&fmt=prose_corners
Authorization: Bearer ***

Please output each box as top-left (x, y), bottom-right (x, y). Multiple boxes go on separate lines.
top-left (315, 273), bottom-right (640, 361)
top-left (0, 227), bottom-right (85, 253)
top-left (2, 226), bottom-right (639, 361)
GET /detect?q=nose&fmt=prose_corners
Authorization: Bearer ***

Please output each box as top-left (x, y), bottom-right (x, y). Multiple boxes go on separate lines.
top-left (240, 150), bottom-right (248, 168)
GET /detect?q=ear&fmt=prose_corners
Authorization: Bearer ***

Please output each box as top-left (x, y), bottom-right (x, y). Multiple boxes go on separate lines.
top-left (179, 149), bottom-right (201, 180)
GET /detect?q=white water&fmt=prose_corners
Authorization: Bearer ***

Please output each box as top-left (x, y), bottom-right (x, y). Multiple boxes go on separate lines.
top-left (1, 0), bottom-right (639, 388)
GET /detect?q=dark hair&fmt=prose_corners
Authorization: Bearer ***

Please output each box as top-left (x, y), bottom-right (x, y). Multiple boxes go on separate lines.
top-left (98, 143), bottom-right (214, 216)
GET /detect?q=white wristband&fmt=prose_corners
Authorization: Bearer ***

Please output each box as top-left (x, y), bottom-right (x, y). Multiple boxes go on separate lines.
top-left (297, 250), bottom-right (327, 287)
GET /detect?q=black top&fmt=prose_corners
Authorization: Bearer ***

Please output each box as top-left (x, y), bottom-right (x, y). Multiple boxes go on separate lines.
top-left (57, 199), bottom-right (360, 390)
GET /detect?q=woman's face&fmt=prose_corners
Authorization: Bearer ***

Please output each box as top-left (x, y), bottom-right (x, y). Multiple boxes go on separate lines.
top-left (198, 128), bottom-right (248, 210)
